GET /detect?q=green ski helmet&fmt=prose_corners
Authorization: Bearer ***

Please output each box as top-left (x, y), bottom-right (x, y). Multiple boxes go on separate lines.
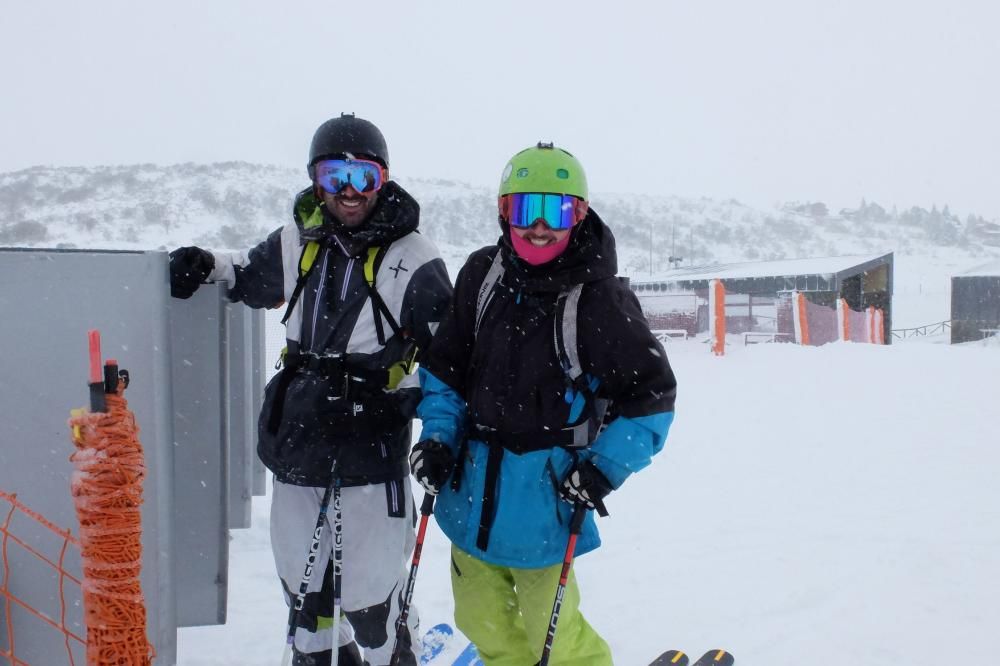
top-left (498, 142), bottom-right (588, 200)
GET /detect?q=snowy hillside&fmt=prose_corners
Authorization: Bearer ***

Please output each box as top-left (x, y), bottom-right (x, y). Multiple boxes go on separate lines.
top-left (3, 164), bottom-right (1000, 324)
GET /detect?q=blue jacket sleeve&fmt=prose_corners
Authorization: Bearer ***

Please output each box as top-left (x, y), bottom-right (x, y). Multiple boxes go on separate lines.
top-left (584, 412), bottom-right (674, 489)
top-left (416, 368), bottom-right (466, 452)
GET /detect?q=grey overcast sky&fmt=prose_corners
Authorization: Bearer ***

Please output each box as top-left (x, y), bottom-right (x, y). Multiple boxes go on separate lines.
top-left (2, 0), bottom-right (998, 218)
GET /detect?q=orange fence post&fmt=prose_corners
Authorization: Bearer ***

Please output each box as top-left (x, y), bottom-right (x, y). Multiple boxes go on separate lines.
top-left (792, 291), bottom-right (811, 345)
top-left (67, 331), bottom-right (153, 666)
top-left (709, 279), bottom-right (726, 356)
top-left (837, 298), bottom-right (850, 342)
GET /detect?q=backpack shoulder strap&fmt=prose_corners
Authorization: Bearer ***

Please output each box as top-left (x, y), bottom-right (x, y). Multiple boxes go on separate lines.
top-left (554, 283), bottom-right (610, 445)
top-left (280, 240), bottom-right (323, 326)
top-left (474, 250), bottom-right (506, 338)
top-left (555, 283), bottom-right (586, 384)
top-left (362, 244), bottom-right (408, 346)
top-left (300, 240), bottom-right (321, 276)
top-left (364, 245), bottom-right (381, 287)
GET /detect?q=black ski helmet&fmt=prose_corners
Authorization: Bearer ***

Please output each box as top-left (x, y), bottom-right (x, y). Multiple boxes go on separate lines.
top-left (307, 113), bottom-right (389, 179)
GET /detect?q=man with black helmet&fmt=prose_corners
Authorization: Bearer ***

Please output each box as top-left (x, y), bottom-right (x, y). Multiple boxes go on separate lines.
top-left (169, 114), bottom-right (452, 666)
top-left (409, 143), bottom-right (677, 664)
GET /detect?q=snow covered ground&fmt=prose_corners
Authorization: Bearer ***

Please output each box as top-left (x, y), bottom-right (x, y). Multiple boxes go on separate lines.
top-left (177, 330), bottom-right (1000, 665)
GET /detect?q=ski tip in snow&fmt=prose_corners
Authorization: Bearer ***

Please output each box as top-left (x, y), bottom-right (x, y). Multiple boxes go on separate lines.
top-left (420, 623), bottom-right (454, 665)
top-left (691, 649), bottom-right (734, 666)
top-left (419, 622), bottom-right (484, 666)
top-left (649, 649), bottom-right (690, 665)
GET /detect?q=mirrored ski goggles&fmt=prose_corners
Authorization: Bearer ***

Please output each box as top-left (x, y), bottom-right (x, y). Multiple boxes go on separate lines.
top-left (504, 192), bottom-right (580, 230)
top-left (313, 158), bottom-right (386, 195)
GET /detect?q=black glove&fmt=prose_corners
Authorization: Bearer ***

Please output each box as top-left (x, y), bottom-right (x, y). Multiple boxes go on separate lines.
top-left (409, 440), bottom-right (455, 495)
top-left (560, 459), bottom-right (613, 516)
top-left (169, 246), bottom-right (215, 299)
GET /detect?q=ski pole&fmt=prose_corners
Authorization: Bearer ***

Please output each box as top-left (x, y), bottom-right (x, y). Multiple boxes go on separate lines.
top-left (538, 504), bottom-right (586, 666)
top-left (280, 457), bottom-right (340, 666)
top-left (330, 482), bottom-right (344, 666)
top-left (389, 493), bottom-right (435, 666)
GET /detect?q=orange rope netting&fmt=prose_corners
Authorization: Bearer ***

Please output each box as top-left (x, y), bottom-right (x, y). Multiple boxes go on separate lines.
top-left (68, 381), bottom-right (154, 666)
top-left (0, 491), bottom-right (84, 666)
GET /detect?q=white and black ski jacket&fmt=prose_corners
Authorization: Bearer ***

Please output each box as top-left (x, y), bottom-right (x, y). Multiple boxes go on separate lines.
top-left (209, 181), bottom-right (452, 486)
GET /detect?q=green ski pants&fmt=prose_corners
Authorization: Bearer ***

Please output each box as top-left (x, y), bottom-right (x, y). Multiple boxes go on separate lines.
top-left (450, 545), bottom-right (613, 666)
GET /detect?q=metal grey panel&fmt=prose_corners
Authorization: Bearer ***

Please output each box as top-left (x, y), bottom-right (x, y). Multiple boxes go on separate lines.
top-left (0, 248), bottom-right (176, 665)
top-left (251, 310), bottom-right (267, 496)
top-left (225, 303), bottom-right (253, 529)
top-left (168, 285), bottom-right (229, 627)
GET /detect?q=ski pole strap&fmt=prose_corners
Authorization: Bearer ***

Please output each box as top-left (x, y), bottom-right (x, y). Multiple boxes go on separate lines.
top-left (419, 492), bottom-right (435, 516)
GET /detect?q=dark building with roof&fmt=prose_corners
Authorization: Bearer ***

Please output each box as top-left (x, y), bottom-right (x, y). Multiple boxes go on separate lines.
top-left (951, 260), bottom-right (1000, 344)
top-left (631, 252), bottom-right (894, 342)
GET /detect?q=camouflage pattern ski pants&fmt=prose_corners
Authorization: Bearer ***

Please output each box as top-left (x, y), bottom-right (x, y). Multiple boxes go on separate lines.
top-left (271, 480), bottom-right (419, 666)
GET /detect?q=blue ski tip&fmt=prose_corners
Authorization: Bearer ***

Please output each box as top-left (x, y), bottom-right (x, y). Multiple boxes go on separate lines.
top-left (420, 623), bottom-right (455, 665)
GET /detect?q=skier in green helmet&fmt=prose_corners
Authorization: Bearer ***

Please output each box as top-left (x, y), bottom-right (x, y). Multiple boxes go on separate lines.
top-left (409, 143), bottom-right (678, 664)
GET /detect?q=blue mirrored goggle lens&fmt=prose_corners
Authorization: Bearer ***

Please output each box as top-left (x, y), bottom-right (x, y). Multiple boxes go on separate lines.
top-left (508, 193), bottom-right (577, 230)
top-left (314, 159), bottom-right (384, 195)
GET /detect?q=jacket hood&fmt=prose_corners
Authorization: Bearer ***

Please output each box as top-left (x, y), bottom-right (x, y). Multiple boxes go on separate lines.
top-left (498, 207), bottom-right (619, 293)
top-left (293, 180), bottom-right (420, 255)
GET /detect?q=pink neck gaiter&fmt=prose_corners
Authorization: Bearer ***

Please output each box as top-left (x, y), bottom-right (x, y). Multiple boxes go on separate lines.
top-left (510, 232), bottom-right (572, 266)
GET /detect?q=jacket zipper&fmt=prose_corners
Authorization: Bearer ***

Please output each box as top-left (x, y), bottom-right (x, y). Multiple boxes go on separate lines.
top-left (340, 257), bottom-right (355, 302)
top-left (309, 249), bottom-right (331, 347)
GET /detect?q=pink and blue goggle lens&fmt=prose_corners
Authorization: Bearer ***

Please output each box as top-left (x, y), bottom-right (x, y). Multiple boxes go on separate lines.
top-left (314, 158), bottom-right (385, 195)
top-left (507, 193), bottom-right (578, 230)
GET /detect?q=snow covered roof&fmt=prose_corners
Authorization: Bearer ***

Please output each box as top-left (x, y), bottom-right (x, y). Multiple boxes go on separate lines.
top-left (959, 260), bottom-right (1000, 277)
top-left (632, 252), bottom-right (892, 284)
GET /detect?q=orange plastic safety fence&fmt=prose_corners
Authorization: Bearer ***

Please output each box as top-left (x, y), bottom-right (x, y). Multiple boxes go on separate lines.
top-left (67, 382), bottom-right (154, 666)
top-left (0, 490), bottom-right (84, 666)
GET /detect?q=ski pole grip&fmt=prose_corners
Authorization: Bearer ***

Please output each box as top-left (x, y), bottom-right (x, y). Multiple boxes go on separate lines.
top-left (569, 504), bottom-right (586, 534)
top-left (420, 493), bottom-right (435, 516)
top-left (87, 330), bottom-right (106, 413)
